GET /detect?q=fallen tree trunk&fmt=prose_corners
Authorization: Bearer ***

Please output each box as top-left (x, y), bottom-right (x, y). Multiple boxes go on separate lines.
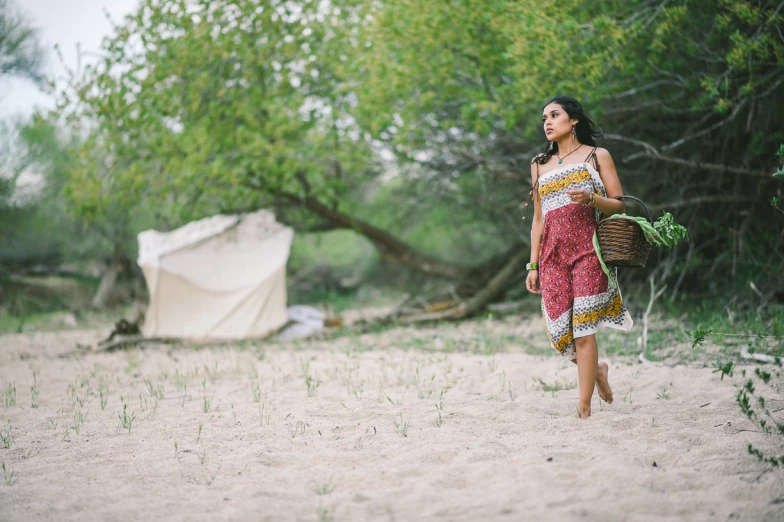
top-left (267, 186), bottom-right (472, 281)
top-left (298, 196), bottom-right (471, 280)
top-left (454, 244), bottom-right (524, 298)
top-left (398, 249), bottom-right (527, 323)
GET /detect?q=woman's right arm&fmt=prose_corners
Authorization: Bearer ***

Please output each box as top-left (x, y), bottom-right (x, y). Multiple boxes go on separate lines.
top-left (526, 160), bottom-right (543, 294)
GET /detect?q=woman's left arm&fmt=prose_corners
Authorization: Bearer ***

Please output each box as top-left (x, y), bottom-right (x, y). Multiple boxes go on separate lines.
top-left (577, 148), bottom-right (626, 216)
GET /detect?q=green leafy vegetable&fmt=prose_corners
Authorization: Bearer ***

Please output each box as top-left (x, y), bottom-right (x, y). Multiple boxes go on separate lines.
top-left (651, 212), bottom-right (689, 248)
top-left (602, 212), bottom-right (688, 248)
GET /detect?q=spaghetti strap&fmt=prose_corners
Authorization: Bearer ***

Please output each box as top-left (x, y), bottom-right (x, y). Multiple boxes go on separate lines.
top-left (530, 153), bottom-right (544, 190)
top-left (534, 158), bottom-right (539, 186)
top-left (584, 147), bottom-right (599, 172)
top-left (521, 155), bottom-right (542, 223)
top-left (533, 158), bottom-right (541, 194)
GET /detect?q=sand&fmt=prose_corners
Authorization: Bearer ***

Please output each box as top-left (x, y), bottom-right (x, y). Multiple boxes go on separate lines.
top-left (0, 315), bottom-right (782, 522)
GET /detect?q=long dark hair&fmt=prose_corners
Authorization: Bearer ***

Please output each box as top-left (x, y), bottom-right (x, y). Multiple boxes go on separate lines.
top-left (534, 95), bottom-right (603, 164)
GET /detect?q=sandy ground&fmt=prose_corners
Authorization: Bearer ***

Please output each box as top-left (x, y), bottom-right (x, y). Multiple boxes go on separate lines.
top-left (0, 315), bottom-right (782, 522)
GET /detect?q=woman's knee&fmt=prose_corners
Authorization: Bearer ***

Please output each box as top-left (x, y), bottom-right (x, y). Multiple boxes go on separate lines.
top-left (574, 335), bottom-right (596, 350)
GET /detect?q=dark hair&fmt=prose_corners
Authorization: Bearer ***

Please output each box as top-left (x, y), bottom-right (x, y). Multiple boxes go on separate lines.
top-left (534, 95), bottom-right (603, 164)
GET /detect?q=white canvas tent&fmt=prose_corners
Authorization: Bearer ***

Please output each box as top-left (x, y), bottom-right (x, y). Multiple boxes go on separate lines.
top-left (137, 210), bottom-right (294, 340)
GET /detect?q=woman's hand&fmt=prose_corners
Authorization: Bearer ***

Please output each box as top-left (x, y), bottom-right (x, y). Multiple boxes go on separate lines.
top-left (526, 270), bottom-right (541, 294)
top-left (566, 188), bottom-right (590, 205)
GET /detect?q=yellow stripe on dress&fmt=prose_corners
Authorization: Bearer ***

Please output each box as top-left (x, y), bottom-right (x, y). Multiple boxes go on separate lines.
top-left (539, 169), bottom-right (592, 198)
top-left (544, 318), bottom-right (574, 353)
top-left (573, 293), bottom-right (624, 327)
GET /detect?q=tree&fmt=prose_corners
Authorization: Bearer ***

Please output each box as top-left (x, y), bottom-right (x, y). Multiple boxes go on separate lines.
top-left (57, 0), bottom-right (469, 282)
top-left (353, 0), bottom-right (784, 303)
top-left (58, 0), bottom-right (784, 318)
top-left (18, 117), bottom-right (138, 309)
top-left (0, 0), bottom-right (43, 83)
top-left (0, 0), bottom-right (44, 258)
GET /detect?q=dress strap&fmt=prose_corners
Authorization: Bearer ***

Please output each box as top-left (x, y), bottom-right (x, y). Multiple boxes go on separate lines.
top-left (584, 147), bottom-right (600, 172)
top-left (522, 155), bottom-right (543, 224)
top-left (530, 153), bottom-right (545, 190)
top-left (534, 158), bottom-right (540, 188)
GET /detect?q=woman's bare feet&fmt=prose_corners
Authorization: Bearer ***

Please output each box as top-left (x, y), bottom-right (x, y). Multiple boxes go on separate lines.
top-left (576, 405), bottom-right (591, 419)
top-left (596, 361), bottom-right (613, 404)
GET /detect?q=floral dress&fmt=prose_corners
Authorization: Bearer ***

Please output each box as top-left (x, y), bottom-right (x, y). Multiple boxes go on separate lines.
top-left (537, 150), bottom-right (633, 360)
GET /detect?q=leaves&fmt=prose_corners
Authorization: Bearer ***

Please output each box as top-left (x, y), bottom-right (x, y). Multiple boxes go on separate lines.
top-left (55, 0), bottom-right (379, 224)
top-left (651, 212), bottom-right (689, 249)
top-left (712, 358), bottom-right (734, 380)
top-left (736, 387), bottom-right (755, 419)
top-left (737, 363), bottom-right (784, 468)
top-left (686, 327), bottom-right (713, 348)
top-left (0, 0), bottom-right (44, 83)
top-left (774, 144), bottom-right (784, 178)
top-left (40, 0), bottom-right (784, 292)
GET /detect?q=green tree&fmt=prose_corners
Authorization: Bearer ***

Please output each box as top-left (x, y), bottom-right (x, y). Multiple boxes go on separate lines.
top-left (354, 0), bottom-right (784, 304)
top-left (19, 118), bottom-right (140, 309)
top-left (58, 0), bottom-right (467, 282)
top-left (0, 0), bottom-right (43, 82)
top-left (0, 0), bottom-right (44, 256)
top-left (58, 0), bottom-right (784, 317)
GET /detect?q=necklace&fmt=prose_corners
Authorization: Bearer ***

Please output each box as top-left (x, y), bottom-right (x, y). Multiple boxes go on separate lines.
top-left (556, 144), bottom-right (583, 164)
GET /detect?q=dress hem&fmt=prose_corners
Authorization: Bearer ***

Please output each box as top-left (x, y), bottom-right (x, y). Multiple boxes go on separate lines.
top-left (572, 313), bottom-right (634, 339)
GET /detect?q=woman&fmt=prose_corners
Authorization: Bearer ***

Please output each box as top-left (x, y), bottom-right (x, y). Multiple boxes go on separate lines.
top-left (525, 95), bottom-right (633, 419)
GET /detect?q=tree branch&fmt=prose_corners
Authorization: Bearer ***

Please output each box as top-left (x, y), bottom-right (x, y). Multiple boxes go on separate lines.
top-left (647, 195), bottom-right (756, 214)
top-left (605, 133), bottom-right (772, 178)
top-left (399, 249), bottom-right (527, 323)
top-left (276, 191), bottom-right (470, 280)
top-left (661, 99), bottom-right (747, 151)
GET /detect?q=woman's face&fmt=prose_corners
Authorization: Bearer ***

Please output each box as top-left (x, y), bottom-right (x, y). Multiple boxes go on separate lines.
top-left (542, 103), bottom-right (578, 142)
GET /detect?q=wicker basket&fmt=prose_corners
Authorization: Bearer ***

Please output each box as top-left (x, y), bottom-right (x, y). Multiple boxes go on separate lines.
top-left (596, 195), bottom-right (652, 268)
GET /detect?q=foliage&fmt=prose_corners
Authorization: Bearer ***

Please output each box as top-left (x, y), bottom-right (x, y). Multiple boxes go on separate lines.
top-left (1, 117), bottom-right (140, 268)
top-left (0, 120), bottom-right (36, 254)
top-left (56, 0), bottom-right (379, 227)
top-left (0, 0), bottom-right (43, 82)
top-left (774, 144), bottom-right (784, 178)
top-left (354, 0), bottom-right (784, 298)
top-left (651, 212), bottom-right (689, 248)
top-left (735, 368), bottom-right (784, 467)
top-left (25, 0), bottom-right (782, 309)
top-left (712, 358), bottom-right (734, 380)
top-left (686, 327), bottom-right (713, 348)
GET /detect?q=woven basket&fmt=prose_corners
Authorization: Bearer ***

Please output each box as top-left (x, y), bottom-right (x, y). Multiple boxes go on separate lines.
top-left (596, 195), bottom-right (652, 268)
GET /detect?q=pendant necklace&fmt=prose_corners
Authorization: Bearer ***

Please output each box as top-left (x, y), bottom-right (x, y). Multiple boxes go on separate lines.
top-left (557, 144), bottom-right (583, 164)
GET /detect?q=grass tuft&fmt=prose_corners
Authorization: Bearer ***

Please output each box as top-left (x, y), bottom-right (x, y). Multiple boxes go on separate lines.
top-left (395, 411), bottom-right (409, 437)
top-left (2, 383), bottom-right (16, 408)
top-left (0, 420), bottom-right (11, 449)
top-left (2, 462), bottom-right (16, 486)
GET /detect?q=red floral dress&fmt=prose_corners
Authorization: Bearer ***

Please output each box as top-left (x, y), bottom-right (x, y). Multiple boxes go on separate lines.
top-left (537, 155), bottom-right (633, 360)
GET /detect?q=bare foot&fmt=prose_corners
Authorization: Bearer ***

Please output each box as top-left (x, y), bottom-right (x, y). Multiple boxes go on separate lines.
top-left (596, 362), bottom-right (613, 404)
top-left (576, 405), bottom-right (591, 419)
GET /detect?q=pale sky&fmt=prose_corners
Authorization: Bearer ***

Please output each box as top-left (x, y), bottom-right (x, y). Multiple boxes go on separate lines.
top-left (0, 0), bottom-right (140, 118)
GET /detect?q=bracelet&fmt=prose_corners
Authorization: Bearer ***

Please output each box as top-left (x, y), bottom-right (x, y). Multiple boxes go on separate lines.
top-left (526, 262), bottom-right (539, 271)
top-left (589, 192), bottom-right (595, 207)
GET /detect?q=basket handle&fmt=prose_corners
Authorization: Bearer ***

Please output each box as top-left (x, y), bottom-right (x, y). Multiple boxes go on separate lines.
top-left (615, 195), bottom-right (653, 224)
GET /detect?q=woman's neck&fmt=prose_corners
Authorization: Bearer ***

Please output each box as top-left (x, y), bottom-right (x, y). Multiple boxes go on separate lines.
top-left (556, 138), bottom-right (583, 158)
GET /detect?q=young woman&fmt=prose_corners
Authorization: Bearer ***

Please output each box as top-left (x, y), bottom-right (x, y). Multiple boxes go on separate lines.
top-left (525, 95), bottom-right (633, 419)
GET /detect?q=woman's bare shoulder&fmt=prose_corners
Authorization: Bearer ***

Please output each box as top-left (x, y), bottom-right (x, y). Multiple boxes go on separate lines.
top-left (593, 147), bottom-right (614, 162)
